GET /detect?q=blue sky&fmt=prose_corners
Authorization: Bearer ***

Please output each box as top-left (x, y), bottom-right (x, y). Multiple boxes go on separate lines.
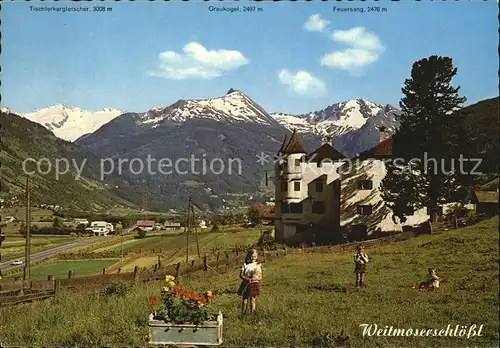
top-left (1, 1), bottom-right (498, 114)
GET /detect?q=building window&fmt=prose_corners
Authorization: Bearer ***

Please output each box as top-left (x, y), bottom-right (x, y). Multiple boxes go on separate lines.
top-left (312, 201), bottom-right (325, 214)
top-left (290, 203), bottom-right (303, 214)
top-left (295, 158), bottom-right (301, 167)
top-left (281, 203), bottom-right (289, 213)
top-left (294, 182), bottom-right (301, 191)
top-left (357, 180), bottom-right (373, 190)
top-left (315, 181), bottom-right (323, 193)
top-left (357, 205), bottom-right (373, 215)
top-left (281, 182), bottom-right (288, 192)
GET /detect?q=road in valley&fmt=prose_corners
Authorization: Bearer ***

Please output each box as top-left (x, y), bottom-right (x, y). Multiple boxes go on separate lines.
top-left (0, 236), bottom-right (108, 273)
top-left (0, 224), bottom-right (151, 274)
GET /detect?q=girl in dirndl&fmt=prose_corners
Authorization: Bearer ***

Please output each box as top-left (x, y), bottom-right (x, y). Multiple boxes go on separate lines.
top-left (354, 244), bottom-right (369, 288)
top-left (238, 248), bottom-right (262, 315)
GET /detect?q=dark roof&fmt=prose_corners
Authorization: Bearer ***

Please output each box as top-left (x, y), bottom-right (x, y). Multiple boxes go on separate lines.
top-left (358, 137), bottom-right (393, 159)
top-left (480, 178), bottom-right (499, 191)
top-left (282, 129), bottom-right (305, 154)
top-left (473, 191), bottom-right (498, 203)
top-left (277, 135), bottom-right (288, 155)
top-left (307, 143), bottom-right (346, 162)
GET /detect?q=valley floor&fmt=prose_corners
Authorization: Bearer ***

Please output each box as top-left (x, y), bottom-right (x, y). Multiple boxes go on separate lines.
top-left (0, 218), bottom-right (498, 347)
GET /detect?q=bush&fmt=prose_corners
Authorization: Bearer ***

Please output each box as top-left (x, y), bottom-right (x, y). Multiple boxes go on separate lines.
top-left (256, 230), bottom-right (275, 249)
top-left (100, 281), bottom-right (131, 298)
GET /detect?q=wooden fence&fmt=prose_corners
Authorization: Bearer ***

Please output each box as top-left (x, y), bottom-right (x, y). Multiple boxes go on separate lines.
top-left (0, 228), bottom-right (445, 307)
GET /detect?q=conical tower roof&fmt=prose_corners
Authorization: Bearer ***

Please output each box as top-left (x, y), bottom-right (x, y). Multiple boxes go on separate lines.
top-left (277, 135), bottom-right (288, 155)
top-left (282, 129), bottom-right (305, 155)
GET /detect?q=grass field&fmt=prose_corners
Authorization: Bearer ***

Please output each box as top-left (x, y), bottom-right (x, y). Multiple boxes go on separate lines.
top-left (6, 259), bottom-right (119, 280)
top-left (1, 208), bottom-right (54, 234)
top-left (0, 235), bottom-right (80, 262)
top-left (114, 227), bottom-right (265, 271)
top-left (0, 218), bottom-right (497, 347)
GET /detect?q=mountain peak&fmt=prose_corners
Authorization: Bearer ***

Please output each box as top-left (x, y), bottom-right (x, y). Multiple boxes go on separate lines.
top-left (138, 89), bottom-right (276, 127)
top-left (226, 88), bottom-right (241, 95)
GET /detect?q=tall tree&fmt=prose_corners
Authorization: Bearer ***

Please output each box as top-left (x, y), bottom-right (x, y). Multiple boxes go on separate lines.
top-left (381, 55), bottom-right (467, 222)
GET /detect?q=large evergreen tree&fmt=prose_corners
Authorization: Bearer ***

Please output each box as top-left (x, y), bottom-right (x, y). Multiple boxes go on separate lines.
top-left (381, 55), bottom-right (467, 222)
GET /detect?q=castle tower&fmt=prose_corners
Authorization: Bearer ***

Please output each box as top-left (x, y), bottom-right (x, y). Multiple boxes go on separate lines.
top-left (281, 129), bottom-right (305, 203)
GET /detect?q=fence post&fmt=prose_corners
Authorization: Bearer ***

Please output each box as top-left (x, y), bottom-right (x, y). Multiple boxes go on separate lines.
top-left (157, 255), bottom-right (162, 268)
top-left (53, 279), bottom-right (59, 296)
top-left (133, 266), bottom-right (139, 282)
top-left (154, 264), bottom-right (158, 273)
top-left (453, 215), bottom-right (458, 229)
top-left (236, 245), bottom-right (239, 257)
top-left (203, 255), bottom-right (208, 271)
top-left (153, 248), bottom-right (155, 254)
top-left (175, 262), bottom-right (181, 278)
top-left (102, 268), bottom-right (106, 275)
top-left (68, 270), bottom-right (74, 279)
top-left (216, 252), bottom-right (220, 263)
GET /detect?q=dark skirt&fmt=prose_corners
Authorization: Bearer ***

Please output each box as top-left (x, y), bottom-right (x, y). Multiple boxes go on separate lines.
top-left (238, 281), bottom-right (260, 299)
top-left (354, 263), bottom-right (366, 274)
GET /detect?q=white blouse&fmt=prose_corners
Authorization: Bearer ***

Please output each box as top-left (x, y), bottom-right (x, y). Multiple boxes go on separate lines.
top-left (241, 262), bottom-right (262, 278)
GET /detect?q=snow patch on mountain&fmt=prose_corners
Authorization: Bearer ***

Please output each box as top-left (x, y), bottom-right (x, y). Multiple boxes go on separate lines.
top-left (271, 98), bottom-right (390, 137)
top-left (20, 104), bottom-right (124, 142)
top-left (138, 89), bottom-right (277, 127)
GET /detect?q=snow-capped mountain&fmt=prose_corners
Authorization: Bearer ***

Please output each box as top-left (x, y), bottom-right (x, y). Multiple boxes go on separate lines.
top-left (75, 89), bottom-right (304, 211)
top-left (271, 99), bottom-right (400, 157)
top-left (19, 104), bottom-right (124, 142)
top-left (136, 88), bottom-right (278, 128)
top-left (271, 98), bottom-right (396, 137)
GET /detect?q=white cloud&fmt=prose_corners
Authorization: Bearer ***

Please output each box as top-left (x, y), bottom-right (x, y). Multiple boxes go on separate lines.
top-left (331, 26), bottom-right (383, 51)
top-left (278, 69), bottom-right (327, 96)
top-left (321, 26), bottom-right (384, 73)
top-left (321, 48), bottom-right (378, 70)
top-left (304, 14), bottom-right (330, 33)
top-left (149, 42), bottom-right (249, 80)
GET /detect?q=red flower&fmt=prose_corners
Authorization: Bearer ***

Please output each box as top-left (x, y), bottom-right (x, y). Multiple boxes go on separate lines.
top-left (149, 297), bottom-right (160, 305)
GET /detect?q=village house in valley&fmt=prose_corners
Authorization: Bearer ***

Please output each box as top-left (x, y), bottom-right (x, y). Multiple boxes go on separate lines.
top-left (135, 220), bottom-right (156, 232)
top-left (86, 221), bottom-right (113, 236)
top-left (274, 128), bottom-right (430, 245)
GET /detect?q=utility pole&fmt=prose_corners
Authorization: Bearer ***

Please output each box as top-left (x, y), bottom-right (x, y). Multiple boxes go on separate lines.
top-left (143, 188), bottom-right (149, 220)
top-left (23, 176), bottom-right (31, 281)
top-left (191, 200), bottom-right (200, 258)
top-left (185, 197), bottom-right (191, 263)
top-left (0, 216), bottom-right (4, 262)
top-left (120, 221), bottom-right (124, 264)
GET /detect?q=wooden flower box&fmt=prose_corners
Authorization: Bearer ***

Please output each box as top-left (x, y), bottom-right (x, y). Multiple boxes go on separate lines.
top-left (148, 312), bottom-right (223, 346)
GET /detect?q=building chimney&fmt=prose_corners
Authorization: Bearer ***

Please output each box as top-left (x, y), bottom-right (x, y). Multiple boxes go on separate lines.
top-left (378, 126), bottom-right (389, 143)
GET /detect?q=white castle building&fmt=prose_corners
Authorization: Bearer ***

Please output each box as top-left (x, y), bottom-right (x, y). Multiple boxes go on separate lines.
top-left (274, 128), bottom-right (430, 245)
